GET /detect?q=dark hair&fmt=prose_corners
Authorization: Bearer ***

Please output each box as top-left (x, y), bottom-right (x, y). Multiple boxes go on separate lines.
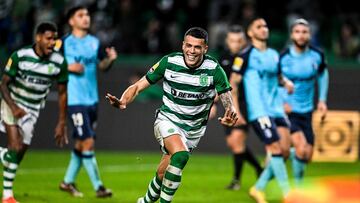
top-left (35, 22), bottom-right (57, 34)
top-left (245, 16), bottom-right (265, 32)
top-left (66, 5), bottom-right (87, 21)
top-left (184, 27), bottom-right (208, 44)
top-left (228, 24), bottom-right (244, 33)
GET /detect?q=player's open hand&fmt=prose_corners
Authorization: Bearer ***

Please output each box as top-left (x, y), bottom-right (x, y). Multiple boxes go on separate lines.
top-left (12, 105), bottom-right (27, 119)
top-left (106, 47), bottom-right (118, 61)
top-left (317, 101), bottom-right (327, 121)
top-left (284, 80), bottom-right (294, 94)
top-left (106, 93), bottom-right (126, 109)
top-left (218, 108), bottom-right (238, 127)
top-left (55, 122), bottom-right (68, 147)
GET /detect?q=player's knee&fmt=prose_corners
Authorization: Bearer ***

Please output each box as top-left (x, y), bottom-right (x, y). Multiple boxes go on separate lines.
top-left (170, 151), bottom-right (190, 169)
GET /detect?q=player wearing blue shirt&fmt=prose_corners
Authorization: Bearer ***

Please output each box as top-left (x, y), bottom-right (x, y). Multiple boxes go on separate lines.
top-left (279, 18), bottom-right (329, 185)
top-left (59, 6), bottom-right (117, 198)
top-left (230, 17), bottom-right (293, 202)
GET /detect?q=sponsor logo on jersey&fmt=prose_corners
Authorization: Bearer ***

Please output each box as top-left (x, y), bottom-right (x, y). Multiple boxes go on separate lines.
top-left (171, 88), bottom-right (205, 99)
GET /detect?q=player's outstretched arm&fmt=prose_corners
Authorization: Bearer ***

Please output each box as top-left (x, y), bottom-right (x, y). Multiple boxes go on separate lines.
top-left (55, 83), bottom-right (68, 147)
top-left (218, 91), bottom-right (238, 127)
top-left (99, 47), bottom-right (118, 71)
top-left (106, 76), bottom-right (151, 109)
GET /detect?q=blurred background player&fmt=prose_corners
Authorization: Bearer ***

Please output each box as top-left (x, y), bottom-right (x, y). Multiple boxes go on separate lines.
top-left (215, 25), bottom-right (263, 190)
top-left (0, 22), bottom-right (68, 203)
top-left (59, 6), bottom-right (117, 198)
top-left (230, 17), bottom-right (293, 203)
top-left (279, 18), bottom-right (329, 185)
top-left (106, 27), bottom-right (238, 203)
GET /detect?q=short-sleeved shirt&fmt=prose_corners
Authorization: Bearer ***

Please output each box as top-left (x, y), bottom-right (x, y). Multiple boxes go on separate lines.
top-left (232, 46), bottom-right (284, 121)
top-left (279, 45), bottom-right (327, 113)
top-left (62, 34), bottom-right (103, 106)
top-left (3, 45), bottom-right (68, 117)
top-left (146, 52), bottom-right (231, 138)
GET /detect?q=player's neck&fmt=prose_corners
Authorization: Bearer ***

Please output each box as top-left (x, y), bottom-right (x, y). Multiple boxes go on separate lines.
top-left (34, 44), bottom-right (45, 57)
top-left (293, 45), bottom-right (306, 53)
top-left (252, 40), bottom-right (267, 51)
top-left (72, 29), bottom-right (88, 38)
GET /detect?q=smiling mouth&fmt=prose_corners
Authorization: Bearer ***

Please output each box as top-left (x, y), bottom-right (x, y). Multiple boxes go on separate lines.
top-left (187, 55), bottom-right (196, 61)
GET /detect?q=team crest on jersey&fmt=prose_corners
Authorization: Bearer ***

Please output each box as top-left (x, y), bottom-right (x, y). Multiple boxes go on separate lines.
top-left (5, 58), bottom-right (12, 71)
top-left (149, 62), bottom-right (160, 73)
top-left (199, 74), bottom-right (209, 86)
top-left (232, 57), bottom-right (243, 71)
top-left (48, 63), bottom-right (56, 74)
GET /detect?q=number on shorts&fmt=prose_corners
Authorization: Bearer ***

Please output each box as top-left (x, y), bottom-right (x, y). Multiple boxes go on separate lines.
top-left (258, 116), bottom-right (271, 130)
top-left (71, 113), bottom-right (84, 127)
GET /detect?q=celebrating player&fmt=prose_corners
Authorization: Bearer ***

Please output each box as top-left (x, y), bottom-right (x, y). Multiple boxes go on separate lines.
top-left (106, 27), bottom-right (238, 203)
top-left (0, 22), bottom-right (68, 203)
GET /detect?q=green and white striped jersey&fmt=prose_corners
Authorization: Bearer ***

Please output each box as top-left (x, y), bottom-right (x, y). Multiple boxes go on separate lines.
top-left (3, 45), bottom-right (68, 117)
top-left (146, 52), bottom-right (231, 138)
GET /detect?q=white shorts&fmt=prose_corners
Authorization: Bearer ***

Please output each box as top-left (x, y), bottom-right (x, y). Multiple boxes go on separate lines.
top-left (154, 113), bottom-right (204, 154)
top-left (0, 100), bottom-right (37, 145)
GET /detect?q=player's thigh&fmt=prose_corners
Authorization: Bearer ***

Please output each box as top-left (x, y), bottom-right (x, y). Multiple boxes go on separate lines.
top-left (163, 134), bottom-right (187, 155)
top-left (75, 137), bottom-right (95, 151)
top-left (4, 123), bottom-right (23, 151)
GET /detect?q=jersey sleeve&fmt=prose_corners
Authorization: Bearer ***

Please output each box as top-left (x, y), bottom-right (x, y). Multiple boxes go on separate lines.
top-left (145, 56), bottom-right (167, 84)
top-left (232, 47), bottom-right (252, 75)
top-left (214, 65), bottom-right (232, 94)
top-left (4, 52), bottom-right (19, 78)
top-left (57, 58), bottom-right (69, 84)
top-left (243, 69), bottom-right (266, 112)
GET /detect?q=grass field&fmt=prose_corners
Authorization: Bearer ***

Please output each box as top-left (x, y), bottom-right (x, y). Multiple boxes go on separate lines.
top-left (2, 150), bottom-right (359, 203)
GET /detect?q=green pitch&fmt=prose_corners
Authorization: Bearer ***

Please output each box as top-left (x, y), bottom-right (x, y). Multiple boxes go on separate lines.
top-left (2, 150), bottom-right (359, 203)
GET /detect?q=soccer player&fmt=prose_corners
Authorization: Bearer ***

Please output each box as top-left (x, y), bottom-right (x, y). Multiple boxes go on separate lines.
top-left (0, 22), bottom-right (68, 203)
top-left (279, 18), bottom-right (329, 185)
top-left (217, 25), bottom-right (262, 190)
top-left (229, 17), bottom-right (293, 202)
top-left (106, 27), bottom-right (238, 203)
top-left (59, 6), bottom-right (117, 198)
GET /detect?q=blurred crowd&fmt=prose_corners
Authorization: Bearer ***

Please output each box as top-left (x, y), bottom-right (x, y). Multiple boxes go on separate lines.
top-left (0, 0), bottom-right (359, 62)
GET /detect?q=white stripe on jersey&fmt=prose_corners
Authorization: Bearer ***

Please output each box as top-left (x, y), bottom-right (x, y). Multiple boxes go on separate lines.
top-left (164, 69), bottom-right (213, 87)
top-left (18, 61), bottom-right (61, 75)
top-left (160, 111), bottom-right (206, 127)
top-left (17, 48), bottom-right (38, 58)
top-left (163, 96), bottom-right (210, 116)
top-left (163, 81), bottom-right (216, 101)
top-left (168, 55), bottom-right (186, 67)
top-left (10, 85), bottom-right (49, 100)
top-left (11, 93), bottom-right (42, 110)
top-left (197, 59), bottom-right (217, 70)
top-left (15, 77), bottom-right (52, 91)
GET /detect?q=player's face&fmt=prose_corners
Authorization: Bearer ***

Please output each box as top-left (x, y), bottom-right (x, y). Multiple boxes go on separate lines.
top-left (291, 24), bottom-right (310, 48)
top-left (226, 32), bottom-right (246, 54)
top-left (36, 31), bottom-right (57, 56)
top-left (248, 19), bottom-right (269, 41)
top-left (182, 35), bottom-right (208, 68)
top-left (70, 9), bottom-right (90, 30)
